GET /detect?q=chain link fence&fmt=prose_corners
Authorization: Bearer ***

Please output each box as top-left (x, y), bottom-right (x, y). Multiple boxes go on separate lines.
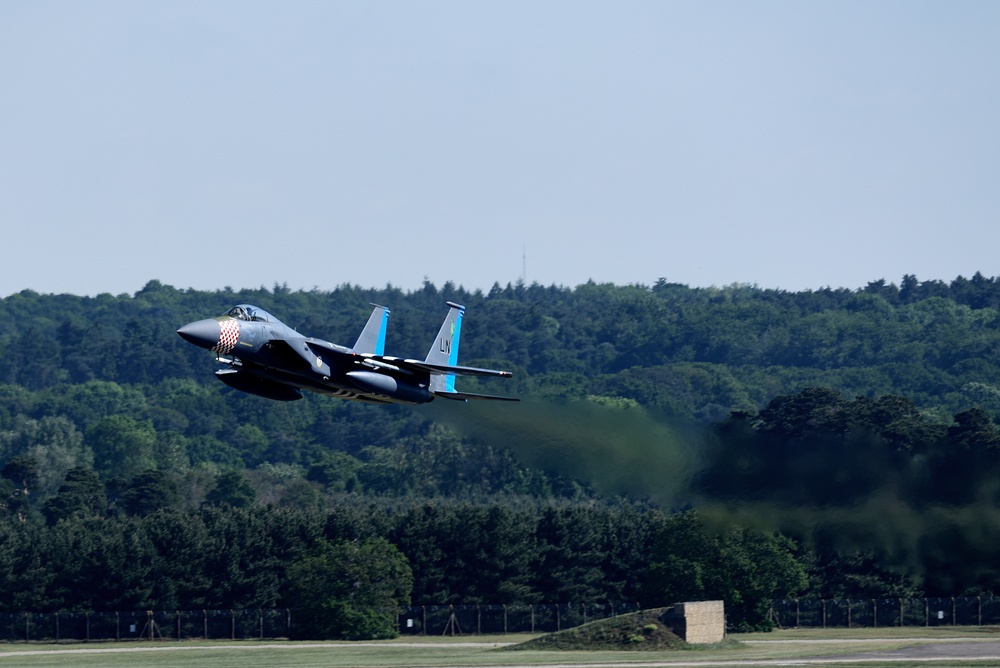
top-left (397, 603), bottom-right (642, 635)
top-left (0, 609), bottom-right (292, 642)
top-left (8, 598), bottom-right (1000, 642)
top-left (0, 604), bottom-right (640, 642)
top-left (770, 597), bottom-right (1000, 628)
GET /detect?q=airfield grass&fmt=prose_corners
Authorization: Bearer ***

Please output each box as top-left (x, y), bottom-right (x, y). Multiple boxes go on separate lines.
top-left (2, 628), bottom-right (1000, 667)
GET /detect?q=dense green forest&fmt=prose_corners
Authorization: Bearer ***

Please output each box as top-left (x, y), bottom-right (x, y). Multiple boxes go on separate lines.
top-left (2, 274), bottom-right (1000, 635)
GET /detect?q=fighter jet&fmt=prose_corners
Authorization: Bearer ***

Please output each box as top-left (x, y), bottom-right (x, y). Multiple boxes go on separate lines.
top-left (177, 302), bottom-right (518, 405)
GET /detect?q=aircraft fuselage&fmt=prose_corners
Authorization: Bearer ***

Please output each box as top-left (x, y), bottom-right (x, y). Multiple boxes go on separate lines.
top-left (178, 303), bottom-right (516, 405)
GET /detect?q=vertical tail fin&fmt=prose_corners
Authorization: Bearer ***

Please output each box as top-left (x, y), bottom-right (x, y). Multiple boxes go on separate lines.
top-left (353, 304), bottom-right (390, 355)
top-left (425, 302), bottom-right (464, 393)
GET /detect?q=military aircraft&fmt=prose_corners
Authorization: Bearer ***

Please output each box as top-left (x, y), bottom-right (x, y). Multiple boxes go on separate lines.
top-left (177, 302), bottom-right (518, 405)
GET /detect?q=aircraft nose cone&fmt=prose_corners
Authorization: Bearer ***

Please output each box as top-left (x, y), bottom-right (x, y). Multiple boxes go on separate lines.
top-left (177, 319), bottom-right (220, 350)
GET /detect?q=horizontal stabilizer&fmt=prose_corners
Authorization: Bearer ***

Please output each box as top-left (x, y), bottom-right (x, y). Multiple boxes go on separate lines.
top-left (433, 390), bottom-right (520, 402)
top-left (358, 354), bottom-right (513, 378)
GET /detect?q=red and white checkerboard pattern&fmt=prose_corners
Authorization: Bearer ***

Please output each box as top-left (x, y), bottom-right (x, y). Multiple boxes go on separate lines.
top-left (211, 319), bottom-right (240, 354)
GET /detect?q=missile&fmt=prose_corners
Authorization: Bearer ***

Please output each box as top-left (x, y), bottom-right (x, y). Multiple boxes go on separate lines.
top-left (362, 358), bottom-right (403, 373)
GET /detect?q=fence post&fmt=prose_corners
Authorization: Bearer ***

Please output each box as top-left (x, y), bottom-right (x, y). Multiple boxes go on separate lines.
top-left (477, 605), bottom-right (481, 635)
top-left (925, 598), bottom-right (929, 627)
top-left (531, 605), bottom-right (535, 634)
top-left (116, 611), bottom-right (120, 642)
top-left (86, 612), bottom-right (90, 642)
top-left (556, 605), bottom-right (561, 632)
top-left (899, 598), bottom-right (903, 627)
top-left (821, 600), bottom-right (826, 629)
top-left (177, 611), bottom-right (181, 640)
top-left (952, 597), bottom-right (956, 626)
top-left (873, 599), bottom-right (877, 628)
top-left (55, 611), bottom-right (59, 642)
top-left (203, 610), bottom-right (208, 640)
top-left (230, 609), bottom-right (235, 640)
top-left (422, 606), bottom-right (427, 636)
top-left (503, 605), bottom-right (508, 635)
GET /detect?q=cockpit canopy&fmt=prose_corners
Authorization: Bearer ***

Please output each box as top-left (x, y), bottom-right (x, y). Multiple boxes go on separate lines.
top-left (225, 304), bottom-right (278, 323)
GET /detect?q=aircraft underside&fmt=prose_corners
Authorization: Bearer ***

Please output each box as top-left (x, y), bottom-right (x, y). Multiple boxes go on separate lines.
top-left (216, 362), bottom-right (431, 405)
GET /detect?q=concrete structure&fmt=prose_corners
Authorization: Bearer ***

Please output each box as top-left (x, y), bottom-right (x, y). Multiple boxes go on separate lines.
top-left (669, 600), bottom-right (725, 644)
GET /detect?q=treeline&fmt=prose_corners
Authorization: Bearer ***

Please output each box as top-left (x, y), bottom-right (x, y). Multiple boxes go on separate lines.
top-left (0, 499), bottom-right (804, 633)
top-left (2, 276), bottom-right (1000, 634)
top-left (2, 274), bottom-right (1000, 421)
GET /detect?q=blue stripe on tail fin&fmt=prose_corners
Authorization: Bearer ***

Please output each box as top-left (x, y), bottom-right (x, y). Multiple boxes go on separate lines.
top-left (426, 302), bottom-right (463, 393)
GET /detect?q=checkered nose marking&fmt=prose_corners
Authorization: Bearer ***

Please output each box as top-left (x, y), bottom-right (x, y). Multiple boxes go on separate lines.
top-left (177, 318), bottom-right (238, 352)
top-left (212, 318), bottom-right (240, 354)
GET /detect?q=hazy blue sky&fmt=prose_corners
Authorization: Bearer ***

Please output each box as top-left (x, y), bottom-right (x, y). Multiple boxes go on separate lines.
top-left (2, 2), bottom-right (998, 298)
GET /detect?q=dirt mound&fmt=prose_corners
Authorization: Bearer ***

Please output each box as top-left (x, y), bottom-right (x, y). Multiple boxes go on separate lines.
top-left (503, 607), bottom-right (686, 651)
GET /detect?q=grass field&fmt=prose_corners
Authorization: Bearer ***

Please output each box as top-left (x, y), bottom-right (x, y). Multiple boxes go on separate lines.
top-left (3, 627), bottom-right (1000, 667)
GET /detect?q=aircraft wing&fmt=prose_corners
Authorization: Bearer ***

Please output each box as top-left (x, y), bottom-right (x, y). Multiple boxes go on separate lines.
top-left (358, 354), bottom-right (513, 378)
